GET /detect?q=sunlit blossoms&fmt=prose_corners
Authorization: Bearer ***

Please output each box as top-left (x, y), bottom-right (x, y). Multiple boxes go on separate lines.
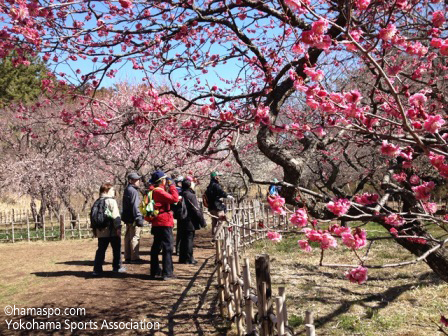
top-left (267, 195), bottom-right (286, 215)
top-left (423, 115), bottom-right (445, 133)
top-left (303, 229), bottom-right (337, 250)
top-left (93, 118), bottom-right (108, 128)
top-left (326, 198), bottom-right (351, 217)
top-left (412, 181), bottom-right (435, 201)
top-left (267, 231), bottom-right (282, 243)
top-left (381, 141), bottom-right (400, 158)
top-left (290, 208), bottom-right (308, 227)
top-left (298, 239), bottom-right (312, 252)
top-left (378, 24), bottom-right (397, 41)
top-left (341, 228), bottom-right (367, 250)
top-left (345, 266), bottom-right (368, 285)
top-left (354, 193), bottom-right (379, 205)
top-left (384, 214), bottom-right (405, 227)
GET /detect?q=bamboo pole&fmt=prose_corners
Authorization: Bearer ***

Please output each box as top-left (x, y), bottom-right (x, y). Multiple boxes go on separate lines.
top-left (242, 258), bottom-right (253, 334)
top-left (216, 239), bottom-right (225, 317)
top-left (230, 255), bottom-right (243, 335)
top-left (276, 296), bottom-right (284, 336)
top-left (278, 287), bottom-right (288, 327)
top-left (256, 254), bottom-right (273, 336)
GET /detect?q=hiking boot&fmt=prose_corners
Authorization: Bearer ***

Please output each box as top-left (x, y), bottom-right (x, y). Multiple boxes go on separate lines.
top-left (92, 272), bottom-right (102, 277)
top-left (113, 267), bottom-right (127, 274)
top-left (188, 259), bottom-right (198, 265)
top-left (123, 259), bottom-right (132, 264)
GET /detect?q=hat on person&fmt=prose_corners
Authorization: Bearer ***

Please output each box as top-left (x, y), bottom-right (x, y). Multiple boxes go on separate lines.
top-left (182, 179), bottom-right (192, 190)
top-left (171, 170), bottom-right (180, 179)
top-left (174, 175), bottom-right (184, 183)
top-left (210, 171), bottom-right (223, 178)
top-left (150, 170), bottom-right (167, 183)
top-left (127, 172), bottom-right (141, 180)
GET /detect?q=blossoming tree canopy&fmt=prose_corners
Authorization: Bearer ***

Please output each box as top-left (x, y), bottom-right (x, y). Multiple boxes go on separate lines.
top-left (1, 0), bottom-right (448, 282)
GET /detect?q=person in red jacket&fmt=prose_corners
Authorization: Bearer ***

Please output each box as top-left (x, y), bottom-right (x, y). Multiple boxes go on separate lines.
top-left (148, 170), bottom-right (179, 280)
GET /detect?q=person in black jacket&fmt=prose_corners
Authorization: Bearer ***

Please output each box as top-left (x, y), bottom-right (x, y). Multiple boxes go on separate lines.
top-left (178, 179), bottom-right (205, 264)
top-left (122, 172), bottom-right (145, 264)
top-left (205, 171), bottom-right (233, 235)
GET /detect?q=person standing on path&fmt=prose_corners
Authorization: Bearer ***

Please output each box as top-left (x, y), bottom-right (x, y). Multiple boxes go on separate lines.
top-left (205, 171), bottom-right (233, 236)
top-left (92, 183), bottom-right (126, 276)
top-left (148, 170), bottom-right (179, 280)
top-left (178, 178), bottom-right (205, 264)
top-left (122, 172), bottom-right (145, 264)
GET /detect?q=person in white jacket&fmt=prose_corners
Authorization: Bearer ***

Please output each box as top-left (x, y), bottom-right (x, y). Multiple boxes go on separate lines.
top-left (93, 183), bottom-right (126, 276)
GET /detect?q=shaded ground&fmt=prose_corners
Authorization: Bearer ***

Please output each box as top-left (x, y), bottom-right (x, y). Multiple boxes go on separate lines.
top-left (0, 229), bottom-right (229, 335)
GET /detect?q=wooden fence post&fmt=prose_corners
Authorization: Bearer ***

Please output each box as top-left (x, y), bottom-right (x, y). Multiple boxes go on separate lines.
top-left (77, 214), bottom-right (81, 239)
top-left (305, 310), bottom-right (315, 336)
top-left (42, 214), bottom-right (46, 241)
top-left (242, 258), bottom-right (253, 334)
top-left (279, 287), bottom-right (288, 327)
top-left (276, 296), bottom-right (285, 336)
top-left (230, 255), bottom-right (243, 335)
top-left (11, 212), bottom-right (15, 243)
top-left (255, 254), bottom-right (273, 336)
top-left (59, 214), bottom-right (65, 240)
top-left (26, 210), bottom-right (30, 242)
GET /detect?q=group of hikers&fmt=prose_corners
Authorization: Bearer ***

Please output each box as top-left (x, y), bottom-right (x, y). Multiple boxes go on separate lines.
top-left (90, 169), bottom-right (233, 280)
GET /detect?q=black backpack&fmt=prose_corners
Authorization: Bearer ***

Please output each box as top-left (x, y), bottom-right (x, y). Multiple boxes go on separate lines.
top-left (90, 197), bottom-right (112, 229)
top-left (172, 197), bottom-right (188, 221)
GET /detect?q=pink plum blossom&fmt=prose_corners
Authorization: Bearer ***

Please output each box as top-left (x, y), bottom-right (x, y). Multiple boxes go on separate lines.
top-left (329, 224), bottom-right (351, 236)
top-left (412, 181), bottom-right (435, 201)
top-left (341, 228), bottom-right (367, 250)
top-left (409, 175), bottom-right (420, 185)
top-left (303, 228), bottom-right (323, 242)
top-left (290, 208), bottom-right (308, 227)
top-left (409, 93), bottom-right (427, 108)
top-left (432, 11), bottom-right (446, 28)
top-left (423, 115), bottom-right (445, 133)
top-left (327, 198), bottom-right (351, 217)
top-left (267, 231), bottom-right (282, 242)
top-left (379, 24), bottom-right (397, 41)
top-left (93, 118), bottom-right (108, 128)
top-left (298, 239), bottom-right (312, 252)
top-left (385, 214), bottom-right (405, 227)
top-left (346, 266), bottom-right (368, 284)
top-left (354, 193), bottom-right (379, 205)
top-left (381, 141), bottom-right (401, 158)
top-left (355, 0), bottom-right (370, 10)
top-left (303, 67), bottom-right (324, 82)
top-left (267, 195), bottom-right (286, 215)
top-left (423, 202), bottom-right (437, 214)
top-left (392, 172), bottom-right (407, 182)
top-left (320, 233), bottom-right (338, 250)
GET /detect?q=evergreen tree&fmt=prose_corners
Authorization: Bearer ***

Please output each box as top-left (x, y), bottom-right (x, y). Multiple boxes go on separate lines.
top-left (0, 56), bottom-right (48, 106)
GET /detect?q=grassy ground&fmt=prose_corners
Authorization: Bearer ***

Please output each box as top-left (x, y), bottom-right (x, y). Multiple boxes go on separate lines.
top-left (241, 223), bottom-right (448, 336)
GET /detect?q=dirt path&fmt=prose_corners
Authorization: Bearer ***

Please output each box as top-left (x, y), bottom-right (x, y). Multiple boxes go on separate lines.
top-left (0, 230), bottom-right (229, 335)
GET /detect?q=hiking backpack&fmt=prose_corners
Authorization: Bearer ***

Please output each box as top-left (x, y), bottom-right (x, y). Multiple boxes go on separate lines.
top-left (90, 198), bottom-right (112, 229)
top-left (140, 188), bottom-right (163, 221)
top-left (202, 193), bottom-right (209, 209)
top-left (172, 196), bottom-right (188, 221)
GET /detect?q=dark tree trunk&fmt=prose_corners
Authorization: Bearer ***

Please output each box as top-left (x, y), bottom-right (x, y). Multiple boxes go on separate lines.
top-left (59, 192), bottom-right (77, 228)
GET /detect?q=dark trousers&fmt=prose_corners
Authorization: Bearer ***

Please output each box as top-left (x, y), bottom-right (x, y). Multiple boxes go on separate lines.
top-left (93, 236), bottom-right (121, 273)
top-left (179, 230), bottom-right (195, 263)
top-left (150, 227), bottom-right (174, 277)
top-left (175, 227), bottom-right (181, 254)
